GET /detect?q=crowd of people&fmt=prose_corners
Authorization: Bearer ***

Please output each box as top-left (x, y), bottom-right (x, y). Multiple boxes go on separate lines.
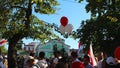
top-left (0, 51), bottom-right (120, 68)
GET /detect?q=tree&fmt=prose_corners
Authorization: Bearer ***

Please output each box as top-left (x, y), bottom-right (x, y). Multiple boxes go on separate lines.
top-left (0, 46), bottom-right (7, 54)
top-left (0, 0), bottom-right (59, 68)
top-left (75, 0), bottom-right (120, 55)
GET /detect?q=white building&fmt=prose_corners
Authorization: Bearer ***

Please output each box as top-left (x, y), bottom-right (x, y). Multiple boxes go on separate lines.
top-left (24, 42), bottom-right (38, 53)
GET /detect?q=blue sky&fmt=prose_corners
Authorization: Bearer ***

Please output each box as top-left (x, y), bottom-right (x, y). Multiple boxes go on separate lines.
top-left (23, 0), bottom-right (91, 49)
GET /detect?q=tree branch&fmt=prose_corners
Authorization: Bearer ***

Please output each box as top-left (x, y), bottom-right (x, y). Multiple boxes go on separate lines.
top-left (11, 6), bottom-right (26, 10)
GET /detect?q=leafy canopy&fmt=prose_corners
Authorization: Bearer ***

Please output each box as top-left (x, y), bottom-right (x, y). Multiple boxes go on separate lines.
top-left (75, 0), bottom-right (120, 55)
top-left (0, 0), bottom-right (60, 43)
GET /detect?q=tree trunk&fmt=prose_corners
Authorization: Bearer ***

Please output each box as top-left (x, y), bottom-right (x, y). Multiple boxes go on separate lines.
top-left (8, 41), bottom-right (17, 68)
top-left (7, 0), bottom-right (32, 67)
top-left (8, 34), bottom-right (22, 68)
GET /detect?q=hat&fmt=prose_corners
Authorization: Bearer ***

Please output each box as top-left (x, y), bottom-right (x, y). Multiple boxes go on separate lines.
top-left (106, 57), bottom-right (117, 65)
top-left (26, 56), bottom-right (34, 62)
top-left (26, 56), bottom-right (38, 64)
top-left (28, 56), bottom-right (34, 59)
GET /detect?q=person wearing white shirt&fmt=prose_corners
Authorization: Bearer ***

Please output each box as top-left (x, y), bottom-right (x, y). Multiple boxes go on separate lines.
top-left (37, 52), bottom-right (48, 68)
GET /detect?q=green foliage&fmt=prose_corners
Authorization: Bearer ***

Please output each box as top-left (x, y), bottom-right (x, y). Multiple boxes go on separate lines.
top-left (85, 0), bottom-right (120, 17)
top-left (0, 46), bottom-right (7, 54)
top-left (0, 0), bottom-right (59, 43)
top-left (74, 0), bottom-right (120, 55)
top-left (34, 0), bottom-right (59, 14)
top-left (0, 0), bottom-right (60, 68)
top-left (78, 0), bottom-right (83, 3)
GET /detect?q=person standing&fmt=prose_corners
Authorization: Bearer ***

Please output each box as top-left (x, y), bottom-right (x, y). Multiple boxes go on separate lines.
top-left (0, 55), bottom-right (6, 68)
top-left (52, 51), bottom-right (62, 68)
top-left (83, 55), bottom-right (93, 68)
top-left (71, 51), bottom-right (84, 68)
top-left (26, 56), bottom-right (39, 68)
top-left (37, 51), bottom-right (48, 68)
top-left (3, 55), bottom-right (8, 68)
top-left (55, 57), bottom-right (68, 68)
top-left (96, 52), bottom-right (105, 68)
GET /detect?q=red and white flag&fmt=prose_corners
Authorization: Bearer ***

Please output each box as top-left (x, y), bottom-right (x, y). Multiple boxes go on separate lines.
top-left (0, 39), bottom-right (7, 46)
top-left (88, 42), bottom-right (97, 66)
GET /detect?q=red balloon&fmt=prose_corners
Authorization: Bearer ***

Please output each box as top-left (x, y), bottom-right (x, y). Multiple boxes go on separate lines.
top-left (60, 16), bottom-right (68, 27)
top-left (114, 46), bottom-right (120, 60)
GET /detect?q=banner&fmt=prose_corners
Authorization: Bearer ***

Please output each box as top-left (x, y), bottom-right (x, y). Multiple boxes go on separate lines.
top-left (0, 39), bottom-right (7, 46)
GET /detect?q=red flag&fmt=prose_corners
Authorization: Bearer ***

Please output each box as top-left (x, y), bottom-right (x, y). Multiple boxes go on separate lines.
top-left (88, 43), bottom-right (97, 66)
top-left (0, 39), bottom-right (7, 46)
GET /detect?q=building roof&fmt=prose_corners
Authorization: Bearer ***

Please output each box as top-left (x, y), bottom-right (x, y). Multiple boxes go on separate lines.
top-left (38, 39), bottom-right (70, 50)
top-left (25, 42), bottom-right (38, 46)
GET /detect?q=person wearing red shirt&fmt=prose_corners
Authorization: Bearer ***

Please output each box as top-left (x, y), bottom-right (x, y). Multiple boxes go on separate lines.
top-left (71, 51), bottom-right (84, 68)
